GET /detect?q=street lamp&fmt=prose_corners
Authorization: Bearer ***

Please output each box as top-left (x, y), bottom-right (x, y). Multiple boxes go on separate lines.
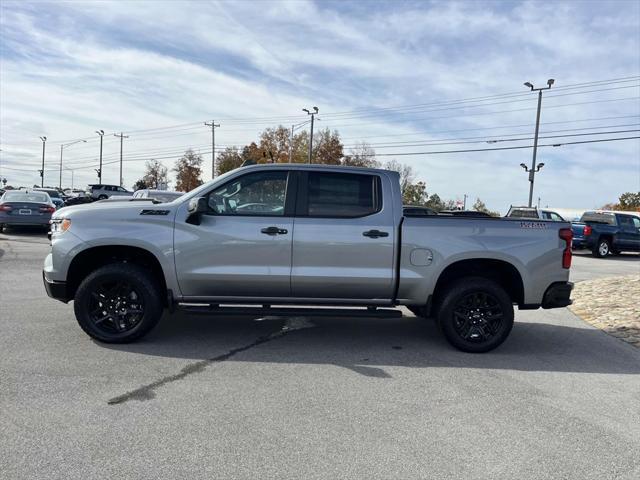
top-left (522, 79), bottom-right (554, 206)
top-left (59, 140), bottom-right (87, 189)
top-left (39, 136), bottom-right (47, 187)
top-left (303, 106), bottom-right (319, 163)
top-left (96, 130), bottom-right (104, 183)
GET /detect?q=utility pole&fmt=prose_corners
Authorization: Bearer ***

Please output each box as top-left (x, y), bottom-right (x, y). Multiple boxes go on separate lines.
top-left (289, 124), bottom-right (294, 163)
top-left (39, 136), bottom-right (47, 187)
top-left (204, 121), bottom-right (220, 179)
top-left (95, 130), bottom-right (104, 183)
top-left (522, 79), bottom-right (554, 207)
top-left (59, 139), bottom-right (87, 189)
top-left (113, 133), bottom-right (129, 187)
top-left (302, 107), bottom-right (318, 163)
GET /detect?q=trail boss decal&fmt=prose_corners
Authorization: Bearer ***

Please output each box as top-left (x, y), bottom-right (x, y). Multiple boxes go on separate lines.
top-left (520, 221), bottom-right (547, 229)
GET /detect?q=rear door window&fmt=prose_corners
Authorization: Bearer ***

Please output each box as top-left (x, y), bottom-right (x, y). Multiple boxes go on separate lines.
top-left (304, 172), bottom-right (380, 218)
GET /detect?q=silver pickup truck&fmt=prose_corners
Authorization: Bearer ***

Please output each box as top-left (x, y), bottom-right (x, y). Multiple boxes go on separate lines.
top-left (44, 164), bottom-right (574, 352)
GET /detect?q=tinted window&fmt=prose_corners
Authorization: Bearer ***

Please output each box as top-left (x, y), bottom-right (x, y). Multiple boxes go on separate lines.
top-left (117, 187), bottom-right (127, 192)
top-left (580, 212), bottom-right (616, 225)
top-left (632, 217), bottom-right (640, 229)
top-left (306, 172), bottom-right (380, 217)
top-left (207, 171), bottom-right (288, 216)
top-left (618, 215), bottom-right (635, 229)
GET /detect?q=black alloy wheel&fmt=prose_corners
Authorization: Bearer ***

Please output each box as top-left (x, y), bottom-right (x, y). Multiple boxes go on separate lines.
top-left (88, 280), bottom-right (145, 335)
top-left (74, 263), bottom-right (163, 343)
top-left (436, 277), bottom-right (514, 353)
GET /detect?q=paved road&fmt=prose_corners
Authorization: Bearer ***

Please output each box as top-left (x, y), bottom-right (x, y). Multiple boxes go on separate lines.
top-left (1, 228), bottom-right (639, 480)
top-left (571, 250), bottom-right (639, 282)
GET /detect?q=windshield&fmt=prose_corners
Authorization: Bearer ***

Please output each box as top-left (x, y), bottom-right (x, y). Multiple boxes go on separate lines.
top-left (580, 212), bottom-right (616, 225)
top-left (37, 189), bottom-right (60, 198)
top-left (152, 192), bottom-right (183, 202)
top-left (2, 191), bottom-right (50, 203)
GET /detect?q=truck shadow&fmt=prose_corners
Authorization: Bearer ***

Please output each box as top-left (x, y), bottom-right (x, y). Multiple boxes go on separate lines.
top-left (101, 312), bottom-right (640, 376)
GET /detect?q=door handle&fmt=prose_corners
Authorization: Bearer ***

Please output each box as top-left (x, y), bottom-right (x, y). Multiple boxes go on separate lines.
top-left (363, 229), bottom-right (389, 238)
top-left (261, 226), bottom-right (288, 235)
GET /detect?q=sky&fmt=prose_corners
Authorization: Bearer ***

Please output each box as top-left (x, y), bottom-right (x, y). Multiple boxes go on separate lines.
top-left (1, 0), bottom-right (639, 212)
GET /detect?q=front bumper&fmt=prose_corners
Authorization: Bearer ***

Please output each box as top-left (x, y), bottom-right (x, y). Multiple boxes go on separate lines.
top-left (43, 271), bottom-right (70, 303)
top-left (541, 281), bottom-right (573, 309)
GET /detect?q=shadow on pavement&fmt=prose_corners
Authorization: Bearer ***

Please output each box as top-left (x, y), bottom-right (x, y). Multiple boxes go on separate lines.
top-left (100, 312), bottom-right (640, 376)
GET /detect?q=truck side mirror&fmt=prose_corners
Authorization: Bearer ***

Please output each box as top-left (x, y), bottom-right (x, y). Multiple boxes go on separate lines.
top-left (186, 197), bottom-right (208, 225)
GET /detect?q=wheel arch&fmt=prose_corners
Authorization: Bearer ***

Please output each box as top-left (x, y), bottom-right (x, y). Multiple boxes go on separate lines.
top-left (66, 245), bottom-right (168, 304)
top-left (430, 258), bottom-right (524, 313)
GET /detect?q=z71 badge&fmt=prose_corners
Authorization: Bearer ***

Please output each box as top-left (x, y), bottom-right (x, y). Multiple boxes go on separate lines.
top-left (520, 221), bottom-right (547, 229)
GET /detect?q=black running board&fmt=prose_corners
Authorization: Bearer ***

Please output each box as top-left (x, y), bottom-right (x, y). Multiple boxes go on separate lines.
top-left (179, 304), bottom-right (403, 318)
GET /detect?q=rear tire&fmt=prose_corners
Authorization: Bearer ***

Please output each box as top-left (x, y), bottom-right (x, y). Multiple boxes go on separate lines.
top-left (0, 224), bottom-right (4, 233)
top-left (436, 277), bottom-right (514, 353)
top-left (74, 263), bottom-right (163, 343)
top-left (592, 238), bottom-right (610, 258)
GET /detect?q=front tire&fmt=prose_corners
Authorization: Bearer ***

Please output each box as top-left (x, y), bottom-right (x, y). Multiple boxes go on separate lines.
top-left (436, 277), bottom-right (514, 353)
top-left (592, 238), bottom-right (610, 258)
top-left (74, 263), bottom-right (163, 343)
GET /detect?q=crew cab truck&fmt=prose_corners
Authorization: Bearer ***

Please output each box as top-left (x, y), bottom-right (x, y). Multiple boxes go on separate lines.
top-left (44, 164), bottom-right (573, 353)
top-left (572, 210), bottom-right (640, 257)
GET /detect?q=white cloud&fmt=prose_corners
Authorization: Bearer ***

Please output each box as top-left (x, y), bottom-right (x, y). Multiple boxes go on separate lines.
top-left (0, 0), bottom-right (638, 210)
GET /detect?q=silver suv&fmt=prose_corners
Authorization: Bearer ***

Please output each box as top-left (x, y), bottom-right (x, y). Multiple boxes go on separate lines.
top-left (86, 184), bottom-right (131, 200)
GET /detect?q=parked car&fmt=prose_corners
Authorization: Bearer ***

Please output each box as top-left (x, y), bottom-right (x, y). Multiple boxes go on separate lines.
top-left (86, 184), bottom-right (131, 200)
top-left (132, 189), bottom-right (183, 203)
top-left (44, 164), bottom-right (574, 353)
top-left (506, 206), bottom-right (565, 221)
top-left (0, 190), bottom-right (56, 232)
top-left (403, 205), bottom-right (438, 216)
top-left (64, 194), bottom-right (93, 207)
top-left (571, 210), bottom-right (640, 256)
top-left (33, 188), bottom-right (65, 209)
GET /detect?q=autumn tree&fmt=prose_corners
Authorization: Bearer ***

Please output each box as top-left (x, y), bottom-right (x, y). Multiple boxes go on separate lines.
top-left (241, 142), bottom-right (268, 164)
top-left (403, 181), bottom-right (428, 205)
top-left (259, 126), bottom-right (291, 163)
top-left (472, 197), bottom-right (500, 217)
top-left (619, 192), bottom-right (640, 210)
top-left (384, 159), bottom-right (415, 195)
top-left (132, 178), bottom-right (148, 191)
top-left (343, 142), bottom-right (380, 168)
top-left (313, 128), bottom-right (343, 165)
top-left (173, 149), bottom-right (204, 192)
top-left (216, 147), bottom-right (243, 176)
top-left (141, 159), bottom-right (168, 189)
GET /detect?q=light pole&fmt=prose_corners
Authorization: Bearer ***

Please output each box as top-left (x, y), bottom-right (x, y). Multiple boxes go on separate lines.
top-left (289, 120), bottom-right (311, 163)
top-left (302, 107), bottom-right (318, 163)
top-left (59, 140), bottom-right (86, 189)
top-left (39, 136), bottom-right (47, 187)
top-left (523, 79), bottom-right (554, 207)
top-left (113, 133), bottom-right (129, 186)
top-left (95, 130), bottom-right (104, 182)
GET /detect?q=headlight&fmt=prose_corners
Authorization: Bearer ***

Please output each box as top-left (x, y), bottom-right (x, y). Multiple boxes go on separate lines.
top-left (49, 218), bottom-right (71, 234)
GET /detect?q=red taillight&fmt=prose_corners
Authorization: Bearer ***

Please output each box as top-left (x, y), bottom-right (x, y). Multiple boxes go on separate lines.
top-left (559, 228), bottom-right (573, 269)
top-left (583, 225), bottom-right (592, 236)
top-left (0, 204), bottom-right (12, 211)
top-left (39, 206), bottom-right (56, 213)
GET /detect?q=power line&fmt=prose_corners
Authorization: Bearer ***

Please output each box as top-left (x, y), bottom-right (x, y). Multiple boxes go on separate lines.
top-left (368, 136), bottom-right (640, 156)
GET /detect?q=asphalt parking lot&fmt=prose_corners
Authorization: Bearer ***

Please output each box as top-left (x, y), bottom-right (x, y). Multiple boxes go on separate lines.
top-left (1, 228), bottom-right (639, 480)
